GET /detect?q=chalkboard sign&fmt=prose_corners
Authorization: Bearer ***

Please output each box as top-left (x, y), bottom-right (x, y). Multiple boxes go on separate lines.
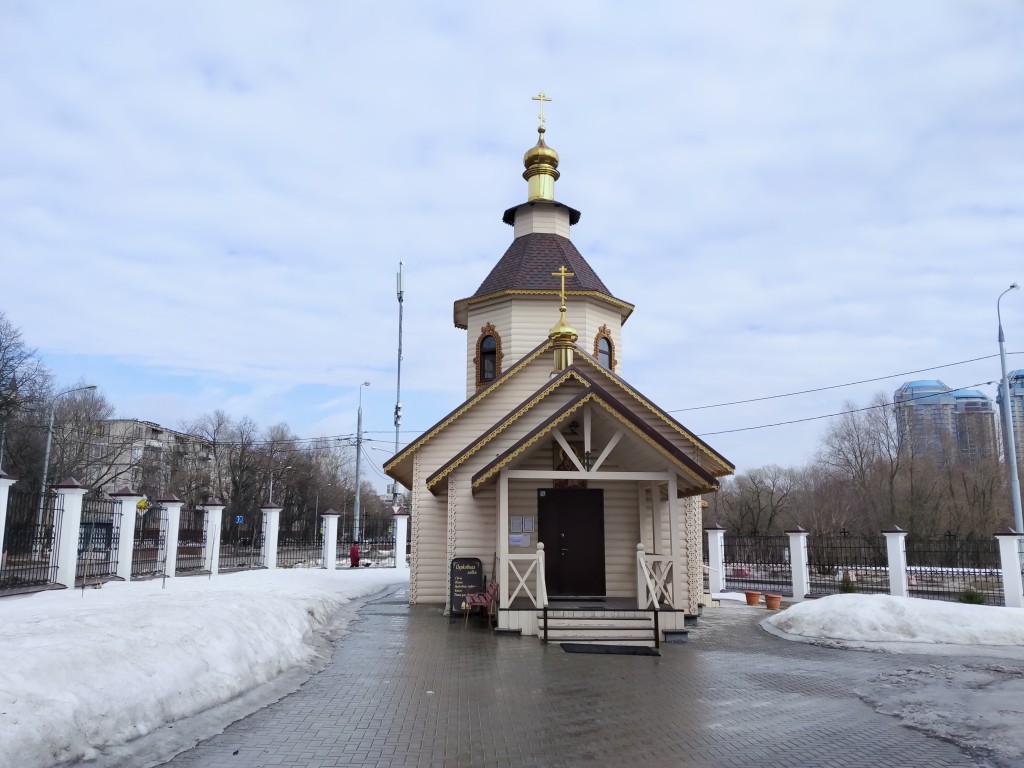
top-left (449, 557), bottom-right (484, 615)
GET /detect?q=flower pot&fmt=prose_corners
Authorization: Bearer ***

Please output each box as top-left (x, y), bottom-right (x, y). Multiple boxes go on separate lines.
top-left (744, 590), bottom-right (761, 606)
top-left (764, 594), bottom-right (782, 610)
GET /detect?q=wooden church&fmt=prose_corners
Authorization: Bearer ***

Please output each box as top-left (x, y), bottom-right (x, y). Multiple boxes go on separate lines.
top-left (385, 97), bottom-right (733, 643)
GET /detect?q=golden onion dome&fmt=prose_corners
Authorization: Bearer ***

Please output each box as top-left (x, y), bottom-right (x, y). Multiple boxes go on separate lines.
top-left (523, 126), bottom-right (560, 200)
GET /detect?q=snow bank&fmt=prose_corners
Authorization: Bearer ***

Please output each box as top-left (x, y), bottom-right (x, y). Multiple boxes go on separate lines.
top-left (764, 593), bottom-right (1024, 647)
top-left (0, 568), bottom-right (405, 768)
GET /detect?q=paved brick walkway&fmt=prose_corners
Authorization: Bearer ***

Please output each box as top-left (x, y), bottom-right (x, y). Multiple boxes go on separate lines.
top-left (161, 586), bottom-right (986, 767)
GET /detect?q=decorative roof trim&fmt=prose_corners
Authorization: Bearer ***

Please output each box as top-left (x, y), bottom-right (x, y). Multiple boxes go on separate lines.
top-left (383, 340), bottom-right (554, 476)
top-left (454, 289), bottom-right (635, 329)
top-left (469, 384), bottom-right (720, 494)
top-left (425, 368), bottom-right (591, 491)
top-left (569, 349), bottom-right (735, 475)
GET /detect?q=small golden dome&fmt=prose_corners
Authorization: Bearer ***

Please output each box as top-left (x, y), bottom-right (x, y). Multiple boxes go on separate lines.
top-left (523, 127), bottom-right (560, 169)
top-left (523, 126), bottom-right (560, 200)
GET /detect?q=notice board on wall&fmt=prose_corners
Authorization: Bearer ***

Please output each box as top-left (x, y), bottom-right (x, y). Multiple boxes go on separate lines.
top-left (449, 557), bottom-right (484, 615)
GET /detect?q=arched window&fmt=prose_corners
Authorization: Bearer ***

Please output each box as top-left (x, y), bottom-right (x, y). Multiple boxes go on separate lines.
top-left (474, 323), bottom-right (503, 389)
top-left (593, 325), bottom-right (616, 371)
top-left (597, 337), bottom-right (612, 369)
top-left (480, 335), bottom-right (497, 381)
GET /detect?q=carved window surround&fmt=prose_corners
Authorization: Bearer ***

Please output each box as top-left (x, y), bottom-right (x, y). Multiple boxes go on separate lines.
top-left (593, 324), bottom-right (617, 371)
top-left (473, 323), bottom-right (504, 390)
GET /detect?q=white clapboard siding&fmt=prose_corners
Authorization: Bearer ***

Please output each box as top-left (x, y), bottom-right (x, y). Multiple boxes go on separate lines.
top-left (512, 206), bottom-right (572, 239)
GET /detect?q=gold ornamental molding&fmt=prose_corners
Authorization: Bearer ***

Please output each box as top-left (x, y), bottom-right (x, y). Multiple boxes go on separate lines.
top-left (427, 368), bottom-right (590, 492)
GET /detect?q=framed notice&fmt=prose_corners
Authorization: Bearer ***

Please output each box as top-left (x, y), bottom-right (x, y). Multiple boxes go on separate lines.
top-left (510, 516), bottom-right (523, 533)
top-left (522, 516), bottom-right (535, 533)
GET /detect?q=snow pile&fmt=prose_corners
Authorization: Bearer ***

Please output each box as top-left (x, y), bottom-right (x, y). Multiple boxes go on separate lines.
top-left (764, 593), bottom-right (1024, 648)
top-left (0, 568), bottom-right (405, 768)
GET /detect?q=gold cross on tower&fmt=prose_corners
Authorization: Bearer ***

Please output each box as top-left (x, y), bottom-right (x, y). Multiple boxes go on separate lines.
top-left (532, 91), bottom-right (552, 127)
top-left (552, 265), bottom-right (575, 310)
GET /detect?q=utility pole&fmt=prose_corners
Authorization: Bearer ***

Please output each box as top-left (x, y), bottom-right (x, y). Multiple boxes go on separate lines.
top-left (393, 262), bottom-right (405, 507)
top-left (353, 381), bottom-right (370, 540)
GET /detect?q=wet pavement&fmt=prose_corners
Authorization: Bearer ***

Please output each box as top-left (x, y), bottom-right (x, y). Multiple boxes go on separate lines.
top-left (158, 585), bottom-right (1005, 767)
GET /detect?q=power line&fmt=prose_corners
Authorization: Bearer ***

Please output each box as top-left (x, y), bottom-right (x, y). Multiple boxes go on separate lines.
top-left (695, 381), bottom-right (996, 437)
top-left (668, 353), bottom-right (1013, 413)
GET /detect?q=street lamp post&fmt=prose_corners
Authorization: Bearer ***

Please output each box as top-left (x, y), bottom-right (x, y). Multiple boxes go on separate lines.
top-left (353, 381), bottom-right (370, 541)
top-left (268, 465), bottom-right (292, 506)
top-left (998, 283), bottom-right (1022, 532)
top-left (315, 482), bottom-right (333, 517)
top-left (37, 384), bottom-right (97, 527)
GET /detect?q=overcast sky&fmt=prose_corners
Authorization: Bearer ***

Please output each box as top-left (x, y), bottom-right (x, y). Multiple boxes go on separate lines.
top-left (2, 1), bottom-right (1022, 486)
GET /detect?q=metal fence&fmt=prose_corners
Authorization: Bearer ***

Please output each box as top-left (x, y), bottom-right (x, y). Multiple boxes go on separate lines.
top-left (337, 531), bottom-right (397, 569)
top-left (906, 535), bottom-right (1003, 606)
top-left (132, 505), bottom-right (167, 579)
top-left (277, 530), bottom-right (325, 568)
top-left (76, 493), bottom-right (123, 586)
top-left (1, 481), bottom-right (63, 594)
top-left (176, 507), bottom-right (209, 574)
top-left (219, 509), bottom-right (266, 571)
top-left (722, 534), bottom-right (792, 595)
top-left (807, 533), bottom-right (889, 596)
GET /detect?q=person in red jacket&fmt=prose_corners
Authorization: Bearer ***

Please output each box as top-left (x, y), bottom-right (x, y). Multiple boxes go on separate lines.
top-left (349, 542), bottom-right (359, 568)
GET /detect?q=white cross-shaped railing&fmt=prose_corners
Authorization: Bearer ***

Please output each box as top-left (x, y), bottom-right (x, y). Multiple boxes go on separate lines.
top-left (637, 544), bottom-right (675, 609)
top-left (506, 543), bottom-right (547, 608)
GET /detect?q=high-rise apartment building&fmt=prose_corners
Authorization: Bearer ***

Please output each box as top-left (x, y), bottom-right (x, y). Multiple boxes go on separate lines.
top-left (952, 390), bottom-right (998, 460)
top-left (894, 380), bottom-right (997, 461)
top-left (894, 380), bottom-right (955, 457)
top-left (996, 369), bottom-right (1024, 461)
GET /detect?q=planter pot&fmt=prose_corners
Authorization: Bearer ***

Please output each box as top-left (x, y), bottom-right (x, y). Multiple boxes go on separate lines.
top-left (744, 590), bottom-right (761, 606)
top-left (764, 594), bottom-right (782, 610)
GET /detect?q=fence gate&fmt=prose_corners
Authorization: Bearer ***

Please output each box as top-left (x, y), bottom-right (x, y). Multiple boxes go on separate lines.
top-left (219, 510), bottom-right (266, 571)
top-left (176, 507), bottom-right (209, 574)
top-left (132, 504), bottom-right (167, 579)
top-left (1, 480), bottom-right (63, 595)
top-left (76, 493), bottom-right (123, 586)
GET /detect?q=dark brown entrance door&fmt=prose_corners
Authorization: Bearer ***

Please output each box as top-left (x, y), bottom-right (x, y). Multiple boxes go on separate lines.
top-left (537, 488), bottom-right (606, 597)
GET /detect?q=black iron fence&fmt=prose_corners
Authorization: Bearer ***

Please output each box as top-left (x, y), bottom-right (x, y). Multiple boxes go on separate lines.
top-left (132, 505), bottom-right (167, 579)
top-left (76, 493), bottom-right (123, 586)
top-left (906, 535), bottom-right (1002, 605)
top-left (807, 534), bottom-right (889, 596)
top-left (176, 507), bottom-right (208, 574)
top-left (219, 509), bottom-right (266, 571)
top-left (722, 534), bottom-right (792, 596)
top-left (1, 481), bottom-right (63, 594)
top-left (337, 531), bottom-right (397, 569)
top-left (277, 529), bottom-right (325, 568)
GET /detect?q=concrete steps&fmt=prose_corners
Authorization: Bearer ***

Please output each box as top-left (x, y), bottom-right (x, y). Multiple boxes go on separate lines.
top-left (538, 609), bottom-right (658, 647)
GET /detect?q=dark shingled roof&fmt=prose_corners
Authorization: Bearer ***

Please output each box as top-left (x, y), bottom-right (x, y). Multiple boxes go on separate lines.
top-left (471, 233), bottom-right (612, 298)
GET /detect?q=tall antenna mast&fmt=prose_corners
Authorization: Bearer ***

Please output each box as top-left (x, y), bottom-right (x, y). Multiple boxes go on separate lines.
top-left (393, 261), bottom-right (405, 506)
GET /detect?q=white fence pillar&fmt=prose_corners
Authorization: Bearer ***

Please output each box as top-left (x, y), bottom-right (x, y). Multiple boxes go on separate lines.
top-left (393, 512), bottom-right (409, 571)
top-left (995, 528), bottom-right (1024, 608)
top-left (159, 495), bottom-right (183, 578)
top-left (203, 500), bottom-right (224, 576)
top-left (110, 487), bottom-right (143, 581)
top-left (883, 526), bottom-right (909, 597)
top-left (0, 472), bottom-right (15, 571)
top-left (322, 512), bottom-right (340, 571)
top-left (705, 525), bottom-right (726, 594)
top-left (53, 478), bottom-right (87, 588)
top-left (261, 505), bottom-right (281, 570)
top-left (786, 526), bottom-right (810, 599)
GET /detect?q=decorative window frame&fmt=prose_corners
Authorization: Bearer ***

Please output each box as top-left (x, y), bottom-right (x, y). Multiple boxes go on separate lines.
top-left (473, 323), bottom-right (504, 390)
top-left (593, 324), bottom-right (617, 371)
